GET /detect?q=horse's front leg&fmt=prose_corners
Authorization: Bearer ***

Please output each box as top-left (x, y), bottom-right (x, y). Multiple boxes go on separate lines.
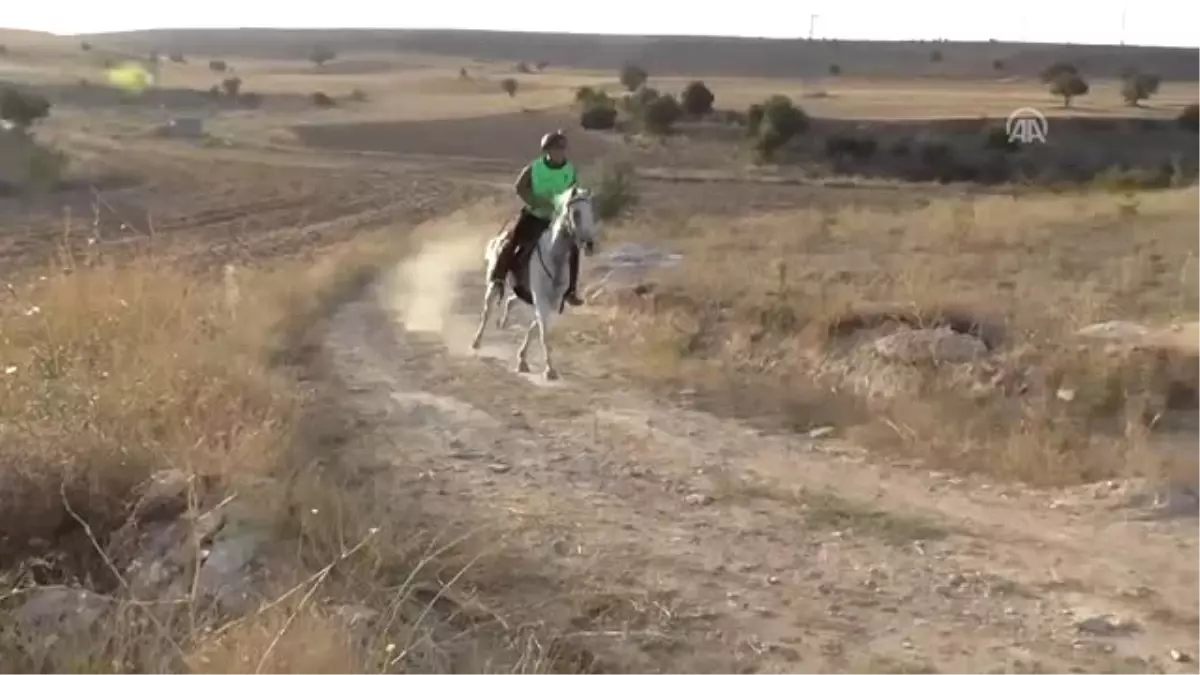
top-left (515, 318), bottom-right (537, 373)
top-left (534, 301), bottom-right (557, 381)
top-left (471, 279), bottom-right (504, 351)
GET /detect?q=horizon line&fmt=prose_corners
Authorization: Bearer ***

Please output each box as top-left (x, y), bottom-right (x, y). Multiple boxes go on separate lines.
top-left (21, 26), bottom-right (1199, 50)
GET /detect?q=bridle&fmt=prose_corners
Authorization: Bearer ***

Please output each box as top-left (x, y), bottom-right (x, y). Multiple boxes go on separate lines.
top-left (535, 189), bottom-right (595, 284)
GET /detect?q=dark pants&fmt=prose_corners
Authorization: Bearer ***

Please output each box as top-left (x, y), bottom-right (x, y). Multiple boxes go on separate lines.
top-left (493, 210), bottom-right (580, 298)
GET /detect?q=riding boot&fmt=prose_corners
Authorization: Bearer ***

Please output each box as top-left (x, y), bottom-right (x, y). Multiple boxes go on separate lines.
top-left (563, 244), bottom-right (583, 306)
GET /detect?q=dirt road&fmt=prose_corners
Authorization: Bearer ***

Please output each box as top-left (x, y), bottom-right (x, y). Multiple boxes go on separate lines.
top-left (315, 226), bottom-right (1199, 674)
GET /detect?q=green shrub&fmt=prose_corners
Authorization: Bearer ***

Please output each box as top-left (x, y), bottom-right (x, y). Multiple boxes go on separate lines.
top-left (1, 87), bottom-right (51, 130)
top-left (592, 160), bottom-right (638, 221)
top-left (681, 81), bottom-right (715, 116)
top-left (640, 93), bottom-right (682, 135)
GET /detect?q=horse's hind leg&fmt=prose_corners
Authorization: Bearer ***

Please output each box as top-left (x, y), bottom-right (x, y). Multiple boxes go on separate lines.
top-left (470, 279), bottom-right (504, 351)
top-left (498, 292), bottom-right (520, 329)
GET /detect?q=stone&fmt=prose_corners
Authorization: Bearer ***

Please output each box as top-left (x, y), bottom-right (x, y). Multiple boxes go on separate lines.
top-left (873, 327), bottom-right (988, 364)
top-left (16, 587), bottom-right (109, 636)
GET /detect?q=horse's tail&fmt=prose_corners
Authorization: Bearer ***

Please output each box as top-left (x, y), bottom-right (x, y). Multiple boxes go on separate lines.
top-left (494, 212), bottom-right (517, 238)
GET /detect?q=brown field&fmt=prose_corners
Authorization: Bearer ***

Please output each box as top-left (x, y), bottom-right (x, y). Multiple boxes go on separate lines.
top-left (1, 28), bottom-right (1198, 674)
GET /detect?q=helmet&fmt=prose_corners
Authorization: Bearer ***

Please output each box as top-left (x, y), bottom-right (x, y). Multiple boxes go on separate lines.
top-left (540, 130), bottom-right (567, 151)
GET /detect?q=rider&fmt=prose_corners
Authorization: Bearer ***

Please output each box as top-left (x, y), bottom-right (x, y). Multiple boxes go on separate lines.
top-left (491, 129), bottom-right (584, 307)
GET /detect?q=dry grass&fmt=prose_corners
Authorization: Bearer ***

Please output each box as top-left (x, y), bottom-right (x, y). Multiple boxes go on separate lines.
top-left (592, 185), bottom-right (1199, 488)
top-left (0, 221), bottom-right (572, 672)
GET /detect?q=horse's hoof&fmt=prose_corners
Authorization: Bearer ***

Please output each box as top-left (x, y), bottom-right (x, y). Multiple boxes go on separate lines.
top-left (543, 368), bottom-right (559, 381)
top-left (469, 339), bottom-right (481, 351)
top-left (516, 361), bottom-right (530, 374)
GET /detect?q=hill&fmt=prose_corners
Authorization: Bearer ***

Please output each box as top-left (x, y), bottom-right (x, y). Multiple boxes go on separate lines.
top-left (82, 28), bottom-right (1200, 81)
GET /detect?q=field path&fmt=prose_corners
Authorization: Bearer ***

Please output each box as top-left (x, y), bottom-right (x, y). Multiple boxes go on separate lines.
top-left (321, 227), bottom-right (1199, 673)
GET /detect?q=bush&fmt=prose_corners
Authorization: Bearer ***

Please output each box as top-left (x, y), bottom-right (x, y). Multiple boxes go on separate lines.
top-left (169, 52), bottom-right (186, 63)
top-left (625, 86), bottom-right (660, 113)
top-left (221, 76), bottom-right (242, 98)
top-left (680, 80), bottom-right (715, 117)
top-left (824, 134), bottom-right (878, 161)
top-left (620, 64), bottom-right (648, 92)
top-left (349, 87), bottom-right (368, 102)
top-left (208, 60), bottom-right (228, 73)
top-left (311, 91), bottom-right (336, 108)
top-left (746, 103), bottom-right (765, 136)
top-left (580, 102), bottom-right (618, 130)
top-left (500, 78), bottom-right (518, 98)
top-left (591, 160), bottom-right (638, 221)
top-left (310, 46), bottom-right (336, 66)
top-left (930, 49), bottom-right (943, 63)
top-left (640, 93), bottom-right (682, 135)
top-left (1, 87), bottom-right (51, 130)
top-left (829, 64), bottom-right (841, 76)
top-left (515, 61), bottom-right (532, 74)
top-left (752, 95), bottom-right (809, 160)
top-left (536, 60), bottom-right (549, 72)
top-left (1121, 72), bottom-right (1161, 106)
top-left (575, 86), bottom-right (603, 106)
top-left (239, 92), bottom-right (263, 108)
top-left (984, 125), bottom-right (1019, 152)
top-left (992, 59), bottom-right (1004, 71)
top-left (1179, 103), bottom-right (1199, 132)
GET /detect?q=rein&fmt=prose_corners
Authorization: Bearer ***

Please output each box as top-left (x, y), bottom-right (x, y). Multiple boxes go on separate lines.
top-left (533, 195), bottom-right (588, 285)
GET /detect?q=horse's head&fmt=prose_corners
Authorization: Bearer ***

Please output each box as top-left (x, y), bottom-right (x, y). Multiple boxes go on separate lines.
top-left (556, 186), bottom-right (600, 256)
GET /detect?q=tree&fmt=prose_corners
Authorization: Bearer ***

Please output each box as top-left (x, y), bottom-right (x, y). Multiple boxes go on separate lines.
top-left (619, 64), bottom-right (648, 92)
top-left (0, 87), bottom-right (51, 130)
top-left (751, 95), bottom-right (809, 160)
top-left (828, 64), bottom-right (841, 76)
top-left (1049, 72), bottom-right (1089, 107)
top-left (80, 41), bottom-right (92, 52)
top-left (992, 59), bottom-right (1004, 71)
top-left (1039, 61), bottom-right (1078, 84)
top-left (221, 76), bottom-right (242, 98)
top-left (310, 46), bottom-right (336, 67)
top-left (641, 93), bottom-right (682, 135)
top-left (1120, 72), bottom-right (1161, 106)
top-left (930, 49), bottom-right (943, 63)
top-left (500, 78), bottom-right (519, 98)
top-left (208, 60), bottom-right (228, 73)
top-left (1179, 104), bottom-right (1199, 133)
top-left (680, 80), bottom-right (715, 116)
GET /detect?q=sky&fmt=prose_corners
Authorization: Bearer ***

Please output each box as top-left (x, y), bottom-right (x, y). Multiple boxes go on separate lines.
top-left (4, 0), bottom-right (1199, 48)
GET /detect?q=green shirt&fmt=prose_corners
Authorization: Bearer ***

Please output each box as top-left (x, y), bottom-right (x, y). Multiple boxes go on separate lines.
top-left (529, 157), bottom-right (577, 219)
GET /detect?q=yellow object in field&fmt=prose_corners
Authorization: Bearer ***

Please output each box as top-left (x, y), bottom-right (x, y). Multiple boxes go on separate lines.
top-left (106, 61), bottom-right (153, 93)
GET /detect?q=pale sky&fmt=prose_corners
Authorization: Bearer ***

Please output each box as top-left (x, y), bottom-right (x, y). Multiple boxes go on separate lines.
top-left (5, 0), bottom-right (1199, 47)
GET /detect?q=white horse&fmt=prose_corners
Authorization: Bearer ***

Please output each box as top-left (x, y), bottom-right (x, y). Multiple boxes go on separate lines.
top-left (470, 186), bottom-right (599, 380)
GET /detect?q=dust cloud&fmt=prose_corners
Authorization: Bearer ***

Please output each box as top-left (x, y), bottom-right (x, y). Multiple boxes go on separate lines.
top-left (379, 209), bottom-right (500, 354)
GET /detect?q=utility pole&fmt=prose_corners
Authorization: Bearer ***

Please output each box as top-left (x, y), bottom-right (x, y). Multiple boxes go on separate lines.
top-left (1120, 4), bottom-right (1127, 45)
top-left (809, 14), bottom-right (819, 40)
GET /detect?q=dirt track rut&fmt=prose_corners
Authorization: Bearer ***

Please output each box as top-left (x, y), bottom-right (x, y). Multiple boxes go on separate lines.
top-left (321, 231), bottom-right (1199, 674)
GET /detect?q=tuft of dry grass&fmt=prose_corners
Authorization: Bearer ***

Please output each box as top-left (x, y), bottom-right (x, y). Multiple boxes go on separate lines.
top-left (590, 185), bottom-right (1199, 488)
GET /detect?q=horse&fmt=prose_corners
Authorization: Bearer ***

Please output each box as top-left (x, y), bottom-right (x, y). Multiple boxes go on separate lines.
top-left (470, 186), bottom-right (599, 380)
